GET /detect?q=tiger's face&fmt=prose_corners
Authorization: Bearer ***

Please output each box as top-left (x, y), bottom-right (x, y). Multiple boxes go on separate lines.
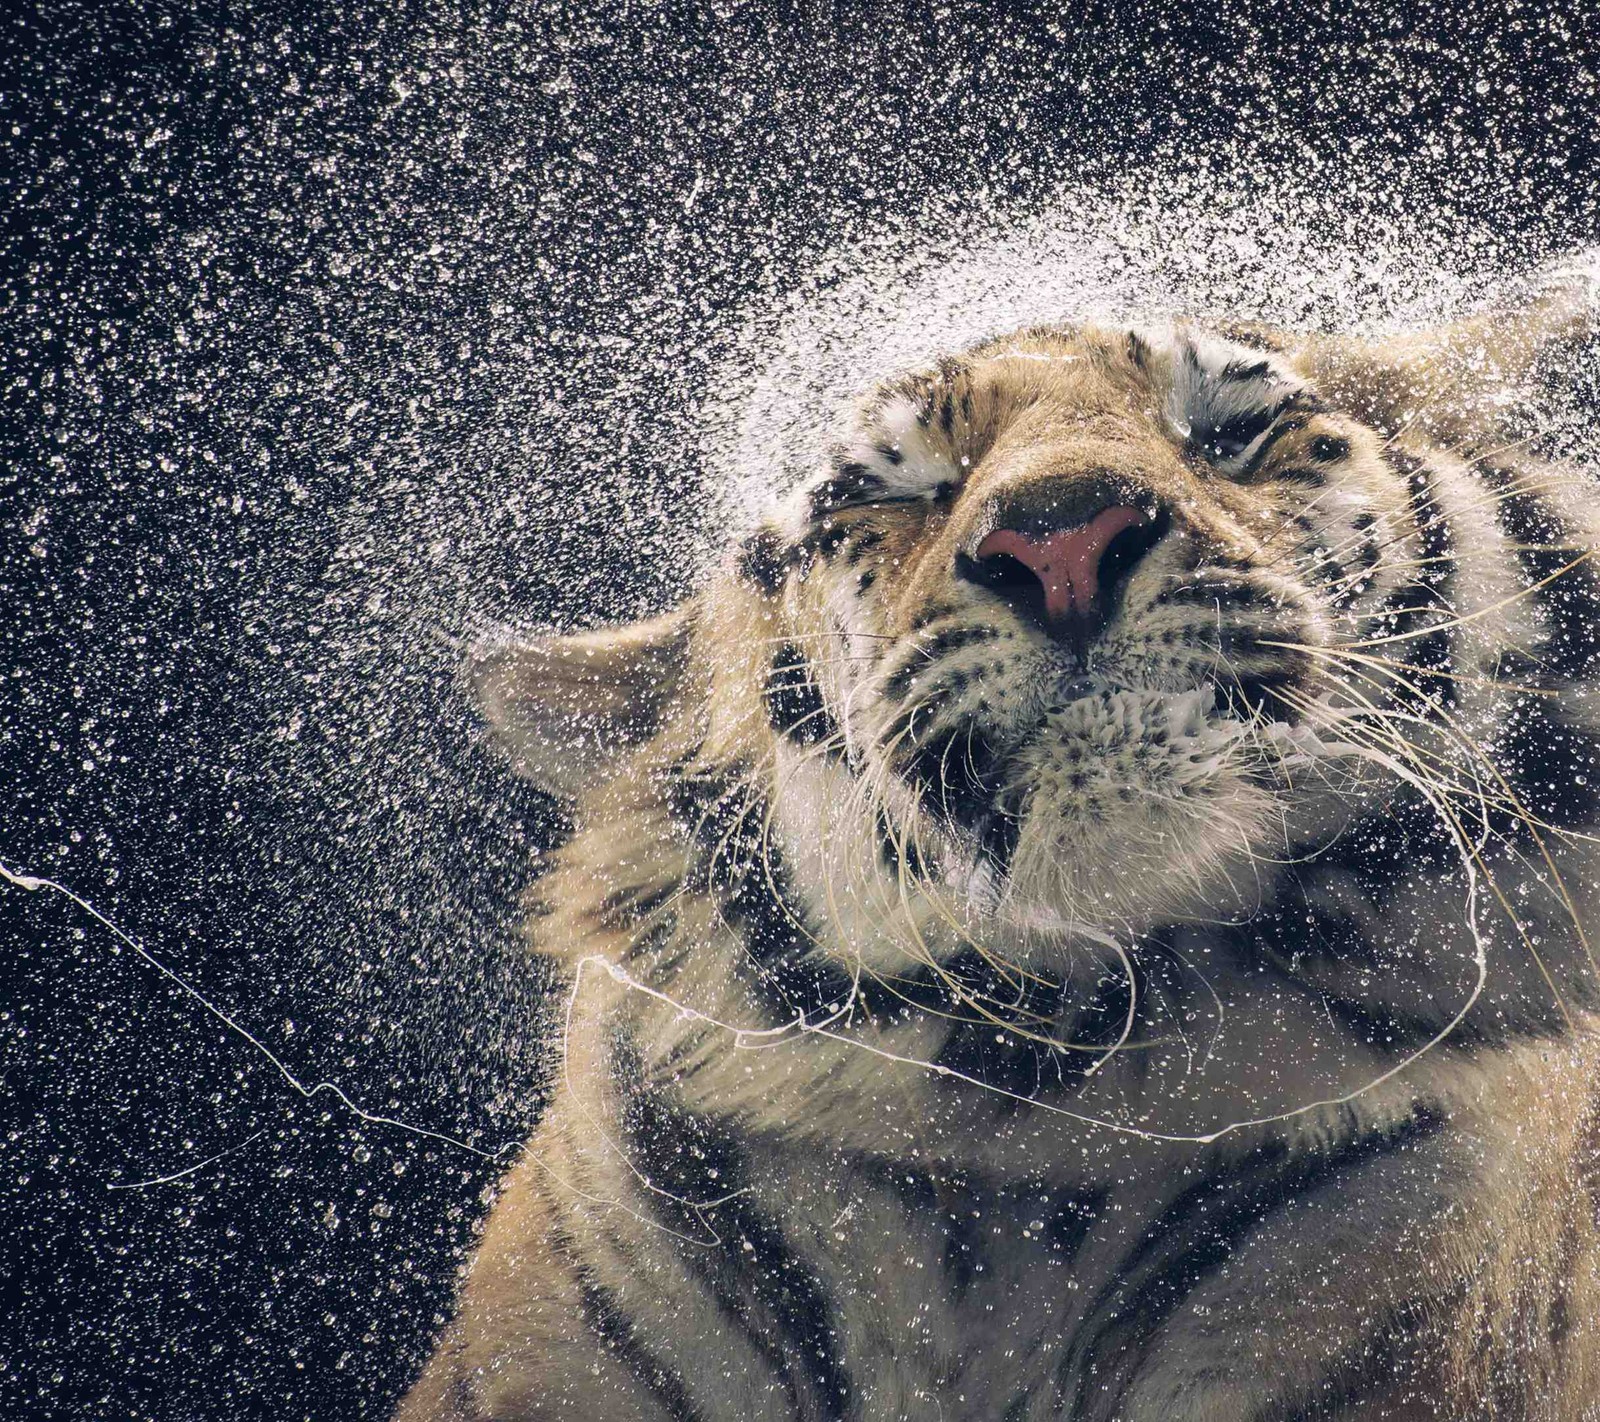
top-left (735, 323), bottom-right (1428, 943)
top-left (478, 260), bottom-right (1598, 1018)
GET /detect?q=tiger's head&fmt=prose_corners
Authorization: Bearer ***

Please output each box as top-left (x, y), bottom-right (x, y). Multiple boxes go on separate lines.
top-left (476, 273), bottom-right (1597, 985)
top-left (729, 324), bottom-right (1365, 940)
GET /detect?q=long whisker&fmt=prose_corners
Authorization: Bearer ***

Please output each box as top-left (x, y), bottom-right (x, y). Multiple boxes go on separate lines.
top-left (1306, 465), bottom-right (1586, 584)
top-left (1275, 665), bottom-right (1585, 1022)
top-left (1346, 550), bottom-right (1595, 650)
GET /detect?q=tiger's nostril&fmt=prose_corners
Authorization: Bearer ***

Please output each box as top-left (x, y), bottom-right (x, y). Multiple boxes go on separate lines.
top-left (968, 504), bottom-right (1165, 628)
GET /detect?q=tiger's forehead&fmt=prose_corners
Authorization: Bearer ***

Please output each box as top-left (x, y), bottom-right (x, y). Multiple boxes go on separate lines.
top-left (902, 321), bottom-right (1303, 413)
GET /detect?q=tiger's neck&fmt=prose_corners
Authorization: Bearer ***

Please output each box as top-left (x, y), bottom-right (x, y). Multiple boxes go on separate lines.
top-left (535, 740), bottom-right (1558, 1184)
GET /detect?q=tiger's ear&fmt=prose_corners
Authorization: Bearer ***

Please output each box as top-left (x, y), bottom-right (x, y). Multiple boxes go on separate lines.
top-left (1297, 249), bottom-right (1600, 439)
top-left (471, 609), bottom-right (691, 798)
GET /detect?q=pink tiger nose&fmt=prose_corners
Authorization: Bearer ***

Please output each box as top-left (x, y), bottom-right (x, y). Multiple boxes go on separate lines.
top-left (975, 505), bottom-right (1153, 623)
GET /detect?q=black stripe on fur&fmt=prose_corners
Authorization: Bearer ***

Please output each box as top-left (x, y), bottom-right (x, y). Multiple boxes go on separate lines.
top-left (1469, 463), bottom-right (1600, 828)
top-left (700, 1196), bottom-right (855, 1419)
top-left (1220, 357), bottom-right (1273, 384)
top-left (575, 1271), bottom-right (706, 1422)
top-left (764, 642), bottom-right (839, 748)
top-left (1490, 697), bottom-right (1600, 830)
top-left (1370, 450), bottom-right (1456, 712)
top-left (1234, 415), bottom-right (1302, 480)
top-left (846, 528), bottom-right (886, 565)
top-left (1240, 892), bottom-right (1488, 1050)
top-left (618, 1065), bottom-right (855, 1419)
top-left (1060, 1103), bottom-right (1443, 1420)
top-left (1298, 796), bottom-right (1458, 911)
top-left (671, 767), bottom-right (835, 1011)
top-left (901, 719), bottom-right (1005, 835)
top-left (795, 518), bottom-right (852, 565)
top-left (668, 763), bottom-right (883, 1020)
top-left (810, 463), bottom-right (883, 516)
top-left (1329, 511), bottom-right (1382, 611)
top-left (1479, 462), bottom-right (1600, 682)
top-left (926, 947), bottom-right (1161, 1106)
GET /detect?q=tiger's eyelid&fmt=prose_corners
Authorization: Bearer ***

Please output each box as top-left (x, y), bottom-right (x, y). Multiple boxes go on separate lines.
top-left (1188, 384), bottom-right (1319, 479)
top-left (808, 487), bottom-right (949, 516)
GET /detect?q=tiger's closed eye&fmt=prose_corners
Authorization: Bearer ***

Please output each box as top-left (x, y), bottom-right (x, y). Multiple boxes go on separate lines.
top-left (1188, 405), bottom-right (1280, 463)
top-left (808, 461), bottom-right (957, 517)
top-left (1166, 337), bottom-right (1314, 481)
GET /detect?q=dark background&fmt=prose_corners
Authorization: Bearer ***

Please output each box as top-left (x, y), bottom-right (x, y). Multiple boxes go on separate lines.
top-left (4, 1), bottom-right (1599, 1418)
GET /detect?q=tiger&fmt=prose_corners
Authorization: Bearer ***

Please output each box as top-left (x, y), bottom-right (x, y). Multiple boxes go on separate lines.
top-left (397, 252), bottom-right (1600, 1422)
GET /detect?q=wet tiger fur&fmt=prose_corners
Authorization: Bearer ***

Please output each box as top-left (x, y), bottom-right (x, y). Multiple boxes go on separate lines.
top-left (398, 253), bottom-right (1600, 1421)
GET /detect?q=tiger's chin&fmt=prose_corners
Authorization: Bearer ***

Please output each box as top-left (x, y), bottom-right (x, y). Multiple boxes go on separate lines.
top-left (932, 685), bottom-right (1314, 940)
